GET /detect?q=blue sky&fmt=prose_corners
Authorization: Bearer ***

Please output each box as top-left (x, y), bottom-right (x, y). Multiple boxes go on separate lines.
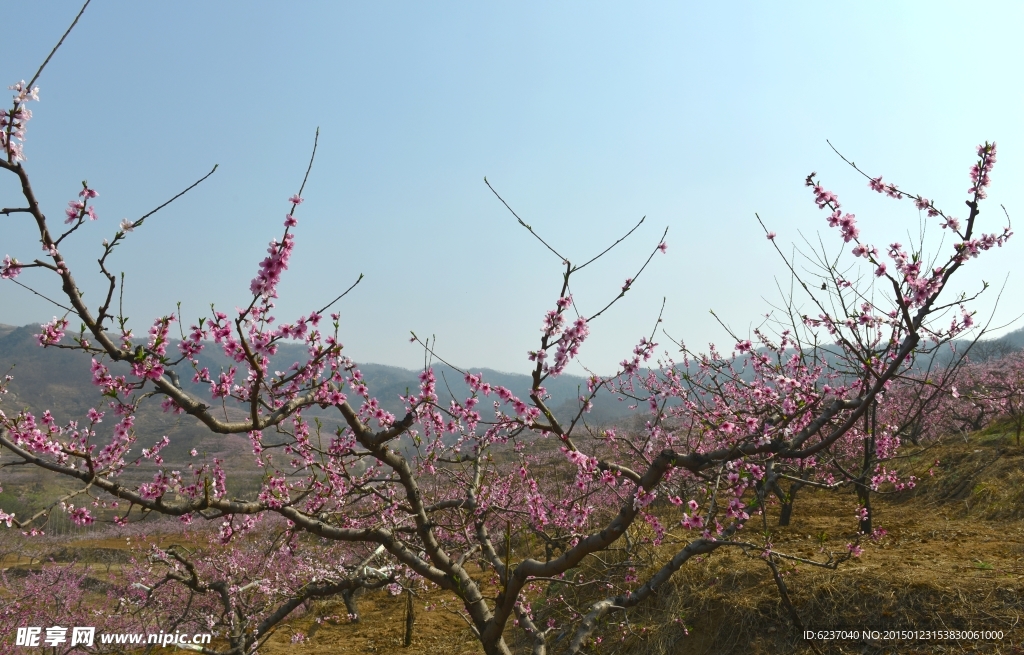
top-left (3, 1), bottom-right (1021, 374)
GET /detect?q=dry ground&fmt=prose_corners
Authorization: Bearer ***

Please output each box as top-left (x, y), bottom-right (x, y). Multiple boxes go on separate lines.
top-left (4, 426), bottom-right (1024, 654)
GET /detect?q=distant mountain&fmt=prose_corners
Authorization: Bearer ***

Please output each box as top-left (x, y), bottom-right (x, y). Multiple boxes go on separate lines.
top-left (3, 319), bottom-right (1018, 461)
top-left (995, 326), bottom-right (1024, 351)
top-left (0, 324), bottom-right (637, 460)
top-left (1, 319), bottom-right (1019, 516)
top-left (939, 325), bottom-right (1024, 364)
top-left (0, 324), bottom-right (253, 465)
top-left (0, 323), bottom-right (645, 517)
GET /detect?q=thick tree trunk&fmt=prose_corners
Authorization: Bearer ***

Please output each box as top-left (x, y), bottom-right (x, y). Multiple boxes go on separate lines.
top-left (342, 588), bottom-right (360, 622)
top-left (777, 480), bottom-right (804, 527)
top-left (480, 638), bottom-right (513, 655)
top-left (779, 499), bottom-right (794, 527)
top-left (404, 588), bottom-right (415, 647)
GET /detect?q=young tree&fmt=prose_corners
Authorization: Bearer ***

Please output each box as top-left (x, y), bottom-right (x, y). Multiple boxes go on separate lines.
top-left (0, 6), bottom-right (1013, 654)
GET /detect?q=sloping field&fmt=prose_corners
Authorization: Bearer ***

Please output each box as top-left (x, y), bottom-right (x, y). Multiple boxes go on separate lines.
top-left (258, 426), bottom-right (1024, 654)
top-left (3, 426), bottom-right (1023, 654)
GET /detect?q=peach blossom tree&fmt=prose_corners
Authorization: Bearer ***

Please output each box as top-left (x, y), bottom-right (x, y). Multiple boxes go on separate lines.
top-left (0, 6), bottom-right (1014, 655)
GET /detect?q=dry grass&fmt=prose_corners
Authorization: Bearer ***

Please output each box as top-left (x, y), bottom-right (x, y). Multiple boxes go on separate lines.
top-left (5, 427), bottom-right (1024, 654)
top-left (262, 592), bottom-right (484, 655)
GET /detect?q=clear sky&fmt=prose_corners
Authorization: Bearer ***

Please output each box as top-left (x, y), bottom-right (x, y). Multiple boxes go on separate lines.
top-left (3, 1), bottom-right (1021, 374)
